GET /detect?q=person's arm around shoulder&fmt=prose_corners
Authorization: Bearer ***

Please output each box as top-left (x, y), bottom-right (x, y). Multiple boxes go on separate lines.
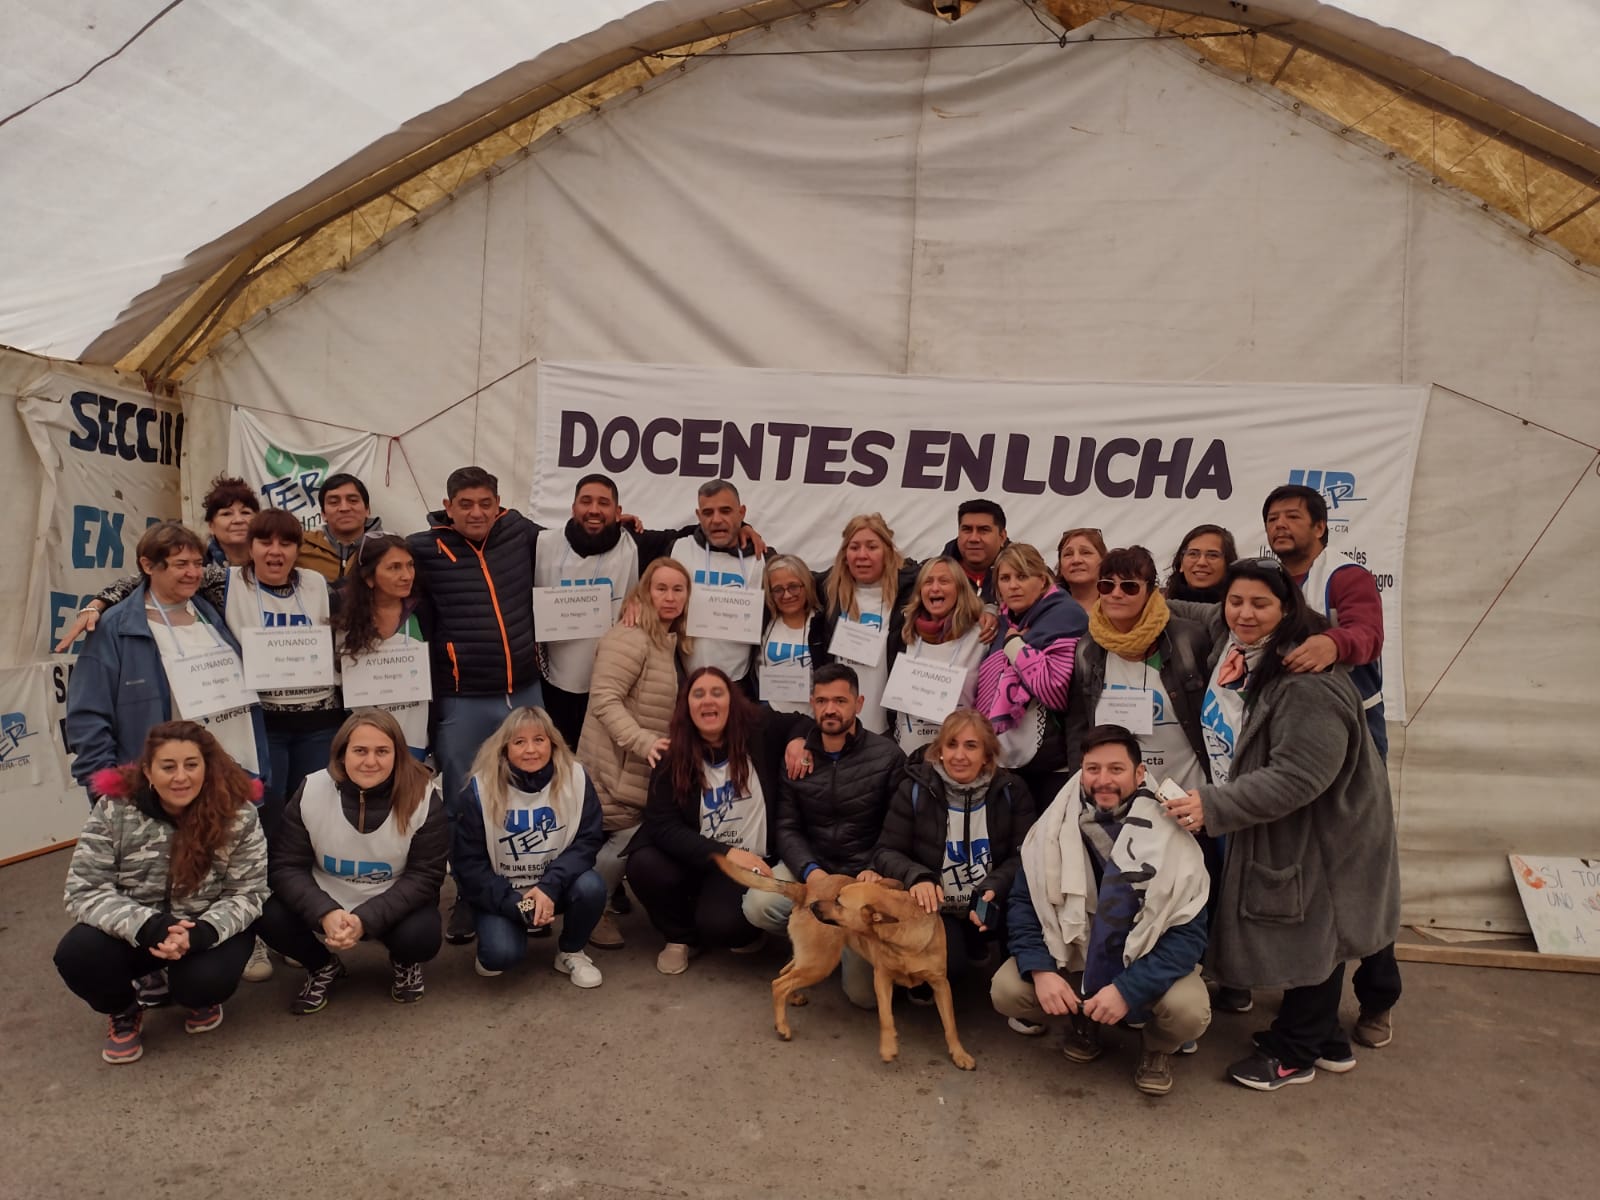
top-left (268, 783), bottom-right (343, 927)
top-left (194, 804), bottom-right (270, 944)
top-left (351, 790), bottom-right (448, 938)
top-left (870, 775), bottom-right (936, 887)
top-left (63, 802), bottom-right (165, 945)
top-left (448, 781), bottom-right (522, 922)
top-left (1320, 565), bottom-right (1384, 665)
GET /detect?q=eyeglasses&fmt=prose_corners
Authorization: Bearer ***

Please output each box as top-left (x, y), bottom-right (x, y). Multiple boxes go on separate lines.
top-left (770, 583), bottom-right (804, 597)
top-left (1096, 579), bottom-right (1146, 596)
top-left (1183, 549), bottom-right (1224, 561)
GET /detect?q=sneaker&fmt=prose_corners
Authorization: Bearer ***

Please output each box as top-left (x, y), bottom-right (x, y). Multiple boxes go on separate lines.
top-left (242, 937), bottom-right (273, 982)
top-left (588, 913), bottom-right (625, 950)
top-left (1353, 1008), bottom-right (1393, 1048)
top-left (729, 932), bottom-right (767, 955)
top-left (554, 950), bottom-right (603, 988)
top-left (473, 958), bottom-right (503, 978)
top-left (608, 884), bottom-right (633, 915)
top-left (102, 1005), bottom-right (144, 1064)
top-left (656, 943), bottom-right (693, 975)
top-left (1215, 986), bottom-right (1254, 1013)
top-left (1061, 1018), bottom-right (1104, 1064)
top-left (134, 969), bottom-right (170, 1009)
top-left (1178, 1039), bottom-right (1199, 1055)
top-left (1315, 1049), bottom-right (1358, 1073)
top-left (1134, 1050), bottom-right (1174, 1095)
top-left (391, 961), bottom-right (425, 1004)
top-left (184, 1004), bottom-right (224, 1034)
top-left (290, 956), bottom-right (347, 1016)
top-left (1008, 1017), bottom-right (1047, 1037)
top-left (445, 900), bottom-right (476, 945)
top-left (1228, 1051), bottom-right (1316, 1091)
top-left (905, 983), bottom-right (936, 1007)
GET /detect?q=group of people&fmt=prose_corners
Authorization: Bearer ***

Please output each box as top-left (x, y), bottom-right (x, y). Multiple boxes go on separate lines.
top-left (52, 465), bottom-right (1400, 1096)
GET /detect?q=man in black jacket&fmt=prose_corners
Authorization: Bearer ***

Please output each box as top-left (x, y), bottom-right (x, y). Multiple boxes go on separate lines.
top-left (742, 663), bottom-right (905, 1008)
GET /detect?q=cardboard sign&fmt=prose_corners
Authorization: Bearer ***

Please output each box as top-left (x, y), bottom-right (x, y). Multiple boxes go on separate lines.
top-left (240, 626), bottom-right (335, 690)
top-left (1509, 855), bottom-right (1600, 957)
top-left (1095, 688), bottom-right (1155, 736)
top-left (829, 617), bottom-right (886, 667)
top-left (881, 656), bottom-right (967, 724)
top-left (686, 586), bottom-right (763, 645)
top-left (160, 645), bottom-right (258, 720)
top-left (532, 585), bottom-right (612, 642)
top-left (342, 637), bottom-right (433, 708)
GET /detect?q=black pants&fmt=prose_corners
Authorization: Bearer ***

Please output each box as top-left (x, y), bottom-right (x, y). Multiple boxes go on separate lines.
top-left (1258, 962), bottom-right (1347, 1069)
top-left (940, 914), bottom-right (997, 983)
top-left (54, 923), bottom-right (254, 1014)
top-left (626, 846), bottom-right (759, 948)
top-left (1353, 943), bottom-right (1403, 1013)
top-left (542, 682), bottom-right (589, 752)
top-left (255, 895), bottom-right (442, 968)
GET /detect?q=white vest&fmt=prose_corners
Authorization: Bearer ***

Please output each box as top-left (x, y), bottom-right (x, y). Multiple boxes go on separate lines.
top-left (478, 763), bottom-right (589, 888)
top-left (301, 770), bottom-right (427, 910)
top-left (534, 528), bottom-right (638, 693)
top-left (224, 566), bottom-right (335, 707)
top-left (1298, 547), bottom-right (1385, 710)
top-left (672, 535), bottom-right (765, 681)
top-left (698, 759), bottom-right (767, 855)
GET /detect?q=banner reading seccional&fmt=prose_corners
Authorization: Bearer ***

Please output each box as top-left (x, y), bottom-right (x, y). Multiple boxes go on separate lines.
top-left (533, 361), bottom-right (1426, 719)
top-left (229, 409), bottom-right (380, 531)
top-left (19, 375), bottom-right (184, 658)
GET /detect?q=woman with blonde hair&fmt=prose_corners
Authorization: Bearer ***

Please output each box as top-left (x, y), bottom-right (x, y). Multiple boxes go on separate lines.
top-left (890, 558), bottom-right (988, 752)
top-left (1056, 527), bottom-right (1108, 613)
top-left (257, 708), bottom-right (447, 1013)
top-left (576, 556), bottom-right (693, 950)
top-left (450, 707), bottom-right (606, 986)
top-left (809, 513), bottom-right (919, 734)
top-left (757, 554), bottom-right (821, 715)
top-left (869, 709), bottom-right (1035, 986)
top-left (976, 543), bottom-right (1085, 798)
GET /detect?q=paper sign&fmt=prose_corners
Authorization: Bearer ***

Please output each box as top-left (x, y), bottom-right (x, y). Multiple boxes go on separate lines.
top-left (829, 618), bottom-right (886, 667)
top-left (241, 626), bottom-right (335, 690)
top-left (533, 585), bottom-right (611, 642)
top-left (881, 657), bottom-right (967, 724)
top-left (1508, 855), bottom-right (1600, 957)
top-left (1095, 688), bottom-right (1154, 736)
top-left (342, 638), bottom-right (433, 708)
top-left (760, 659), bottom-right (812, 705)
top-left (161, 646), bottom-right (258, 720)
top-left (686, 586), bottom-right (763, 645)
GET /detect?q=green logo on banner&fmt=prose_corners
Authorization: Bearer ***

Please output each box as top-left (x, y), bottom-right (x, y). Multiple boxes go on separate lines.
top-left (264, 444), bottom-right (329, 481)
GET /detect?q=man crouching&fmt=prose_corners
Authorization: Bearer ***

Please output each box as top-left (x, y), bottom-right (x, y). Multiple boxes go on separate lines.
top-left (990, 724), bottom-right (1211, 1095)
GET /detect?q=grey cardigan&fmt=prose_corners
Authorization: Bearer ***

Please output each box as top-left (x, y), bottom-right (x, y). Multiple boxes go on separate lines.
top-left (1198, 668), bottom-right (1400, 991)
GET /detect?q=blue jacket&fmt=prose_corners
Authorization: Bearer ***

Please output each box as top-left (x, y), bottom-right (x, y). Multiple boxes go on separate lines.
top-left (1005, 862), bottom-right (1207, 1017)
top-left (65, 583), bottom-right (269, 790)
top-left (448, 766), bottom-right (604, 922)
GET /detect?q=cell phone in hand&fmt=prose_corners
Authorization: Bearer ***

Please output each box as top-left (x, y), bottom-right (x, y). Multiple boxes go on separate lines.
top-left (972, 896), bottom-right (994, 925)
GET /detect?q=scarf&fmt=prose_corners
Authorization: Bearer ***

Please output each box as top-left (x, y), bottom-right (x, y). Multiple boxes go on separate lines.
top-left (1087, 589), bottom-right (1171, 660)
top-left (932, 761), bottom-right (994, 802)
top-left (914, 612), bottom-right (953, 643)
top-left (1020, 771), bottom-right (1208, 977)
top-left (1201, 635), bottom-right (1267, 784)
top-left (1002, 585), bottom-right (1083, 648)
top-left (564, 518), bottom-right (624, 558)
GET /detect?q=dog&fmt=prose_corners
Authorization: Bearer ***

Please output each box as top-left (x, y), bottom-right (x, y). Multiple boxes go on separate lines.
top-left (715, 856), bottom-right (976, 1070)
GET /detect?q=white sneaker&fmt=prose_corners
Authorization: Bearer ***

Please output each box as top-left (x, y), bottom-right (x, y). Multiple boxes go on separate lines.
top-left (242, 937), bottom-right (274, 982)
top-left (554, 949), bottom-right (603, 988)
top-left (1008, 1016), bottom-right (1047, 1036)
top-left (474, 958), bottom-right (503, 978)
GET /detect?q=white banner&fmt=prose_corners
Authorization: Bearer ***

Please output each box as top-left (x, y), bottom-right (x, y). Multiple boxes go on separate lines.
top-left (533, 361), bottom-right (1426, 719)
top-left (0, 660), bottom-right (82, 862)
top-left (18, 375), bottom-right (184, 658)
top-left (228, 409), bottom-right (380, 531)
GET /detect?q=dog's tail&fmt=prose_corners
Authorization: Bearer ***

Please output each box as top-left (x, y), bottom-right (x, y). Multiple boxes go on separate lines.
top-left (713, 854), bottom-right (806, 903)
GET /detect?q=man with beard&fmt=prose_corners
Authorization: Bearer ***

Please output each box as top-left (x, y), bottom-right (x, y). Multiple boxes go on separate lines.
top-left (990, 725), bottom-right (1211, 1096)
top-left (742, 664), bottom-right (906, 1008)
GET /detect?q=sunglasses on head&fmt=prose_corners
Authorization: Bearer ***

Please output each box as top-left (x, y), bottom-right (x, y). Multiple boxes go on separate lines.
top-left (1096, 578), bottom-right (1147, 596)
top-left (1234, 556), bottom-right (1285, 572)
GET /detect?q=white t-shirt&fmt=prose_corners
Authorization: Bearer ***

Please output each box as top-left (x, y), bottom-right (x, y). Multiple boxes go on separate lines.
top-left (223, 567), bottom-right (335, 709)
top-left (698, 758), bottom-right (767, 855)
top-left (892, 625), bottom-right (985, 753)
top-left (148, 606), bottom-right (260, 776)
top-left (534, 527), bottom-right (638, 693)
top-left (831, 581), bottom-right (891, 734)
top-left (1103, 654), bottom-right (1205, 792)
top-left (674, 536), bottom-right (764, 681)
top-left (759, 618), bottom-right (813, 714)
top-left (940, 792), bottom-right (993, 913)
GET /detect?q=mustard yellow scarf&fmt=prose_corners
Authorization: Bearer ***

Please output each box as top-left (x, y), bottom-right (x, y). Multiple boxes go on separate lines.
top-left (1088, 589), bottom-right (1171, 660)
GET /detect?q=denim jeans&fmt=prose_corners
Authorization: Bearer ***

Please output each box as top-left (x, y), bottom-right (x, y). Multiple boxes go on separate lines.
top-left (473, 869), bottom-right (607, 969)
top-left (434, 683), bottom-right (545, 805)
top-left (262, 715), bottom-right (341, 844)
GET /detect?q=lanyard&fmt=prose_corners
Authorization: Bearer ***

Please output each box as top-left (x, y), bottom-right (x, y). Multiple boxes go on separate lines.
top-left (705, 542), bottom-right (748, 588)
top-left (148, 596), bottom-right (229, 658)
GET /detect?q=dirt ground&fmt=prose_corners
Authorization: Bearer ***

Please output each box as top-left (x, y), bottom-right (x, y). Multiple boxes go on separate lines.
top-left (1, 847), bottom-right (1594, 1199)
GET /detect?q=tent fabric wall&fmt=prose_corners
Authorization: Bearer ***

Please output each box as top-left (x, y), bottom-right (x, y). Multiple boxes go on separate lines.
top-left (182, 0), bottom-right (1600, 930)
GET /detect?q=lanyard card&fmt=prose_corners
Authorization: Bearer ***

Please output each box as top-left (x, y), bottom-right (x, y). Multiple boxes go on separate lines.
top-left (342, 638), bottom-right (433, 707)
top-left (162, 645), bottom-right (258, 720)
top-left (241, 626), bottom-right (335, 691)
top-left (829, 617), bottom-right (886, 667)
top-left (881, 657), bottom-right (966, 724)
top-left (761, 658), bottom-right (812, 705)
top-left (533, 585), bottom-right (611, 642)
top-left (686, 586), bottom-right (763, 645)
top-left (1095, 688), bottom-right (1155, 735)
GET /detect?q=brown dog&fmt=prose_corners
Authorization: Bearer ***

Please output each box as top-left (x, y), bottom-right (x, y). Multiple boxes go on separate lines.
top-left (715, 857), bottom-right (976, 1070)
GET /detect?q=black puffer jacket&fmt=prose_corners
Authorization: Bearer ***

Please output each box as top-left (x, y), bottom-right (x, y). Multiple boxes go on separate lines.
top-left (776, 723), bottom-right (906, 877)
top-left (809, 561), bottom-right (921, 670)
top-left (872, 750), bottom-right (1036, 902)
top-left (1062, 617), bottom-right (1213, 774)
top-left (408, 508), bottom-right (539, 696)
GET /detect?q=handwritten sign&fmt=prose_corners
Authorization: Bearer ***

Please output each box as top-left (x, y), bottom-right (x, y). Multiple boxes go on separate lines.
top-left (241, 626), bottom-right (335, 690)
top-left (342, 637), bottom-right (433, 708)
top-left (1508, 854), bottom-right (1600, 957)
top-left (532, 585), bottom-right (611, 642)
top-left (686, 587), bottom-right (763, 645)
top-left (881, 657), bottom-right (967, 724)
top-left (161, 646), bottom-right (258, 720)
